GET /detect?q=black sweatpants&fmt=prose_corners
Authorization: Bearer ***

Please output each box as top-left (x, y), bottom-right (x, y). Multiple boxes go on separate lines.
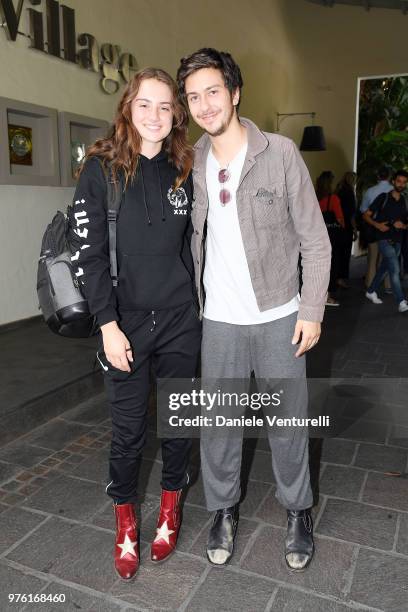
top-left (99, 301), bottom-right (201, 503)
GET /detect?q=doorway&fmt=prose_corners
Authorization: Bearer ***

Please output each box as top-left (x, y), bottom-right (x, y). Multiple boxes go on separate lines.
top-left (354, 73), bottom-right (408, 196)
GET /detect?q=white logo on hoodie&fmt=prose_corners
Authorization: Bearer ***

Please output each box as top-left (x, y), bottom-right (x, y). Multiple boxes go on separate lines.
top-left (167, 187), bottom-right (188, 214)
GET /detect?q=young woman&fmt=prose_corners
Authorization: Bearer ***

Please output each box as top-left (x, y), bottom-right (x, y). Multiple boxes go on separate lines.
top-left (68, 68), bottom-right (201, 580)
top-left (316, 171), bottom-right (345, 306)
top-left (335, 172), bottom-right (357, 288)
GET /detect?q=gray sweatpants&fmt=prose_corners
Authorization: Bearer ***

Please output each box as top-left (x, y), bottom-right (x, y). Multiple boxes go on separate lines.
top-left (200, 311), bottom-right (313, 512)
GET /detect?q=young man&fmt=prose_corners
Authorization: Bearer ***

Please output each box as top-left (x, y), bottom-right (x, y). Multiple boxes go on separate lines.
top-left (360, 166), bottom-right (393, 288)
top-left (364, 170), bottom-right (408, 312)
top-left (177, 48), bottom-right (331, 571)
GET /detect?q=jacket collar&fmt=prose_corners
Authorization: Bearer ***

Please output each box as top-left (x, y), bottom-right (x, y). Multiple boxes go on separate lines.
top-left (193, 116), bottom-right (269, 190)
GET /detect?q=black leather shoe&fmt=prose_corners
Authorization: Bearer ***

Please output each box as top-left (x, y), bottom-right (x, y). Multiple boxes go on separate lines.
top-left (206, 504), bottom-right (239, 566)
top-left (285, 509), bottom-right (314, 571)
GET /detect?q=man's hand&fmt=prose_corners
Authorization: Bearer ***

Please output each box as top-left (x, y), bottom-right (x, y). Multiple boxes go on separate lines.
top-left (376, 221), bottom-right (389, 233)
top-left (291, 320), bottom-right (321, 358)
top-left (393, 220), bottom-right (407, 230)
top-left (101, 321), bottom-right (133, 372)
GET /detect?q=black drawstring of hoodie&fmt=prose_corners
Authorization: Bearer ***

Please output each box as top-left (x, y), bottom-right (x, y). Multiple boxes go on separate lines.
top-left (139, 160), bottom-right (166, 225)
top-left (139, 165), bottom-right (152, 226)
top-left (156, 160), bottom-right (166, 222)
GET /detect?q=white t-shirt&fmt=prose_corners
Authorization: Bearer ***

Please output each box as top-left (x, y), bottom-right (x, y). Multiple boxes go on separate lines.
top-left (203, 144), bottom-right (299, 325)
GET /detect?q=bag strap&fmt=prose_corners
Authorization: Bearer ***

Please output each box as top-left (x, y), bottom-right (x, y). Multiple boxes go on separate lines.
top-left (381, 192), bottom-right (389, 212)
top-left (106, 165), bottom-right (124, 288)
top-left (372, 192), bottom-right (389, 220)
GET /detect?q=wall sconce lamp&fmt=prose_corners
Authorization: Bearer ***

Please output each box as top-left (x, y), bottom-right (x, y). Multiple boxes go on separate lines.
top-left (276, 112), bottom-right (327, 151)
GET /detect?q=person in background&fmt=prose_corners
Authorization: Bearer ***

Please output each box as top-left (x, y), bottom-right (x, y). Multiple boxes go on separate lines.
top-left (364, 170), bottom-right (408, 313)
top-left (360, 166), bottom-right (393, 288)
top-left (335, 172), bottom-right (357, 288)
top-left (316, 171), bottom-right (345, 306)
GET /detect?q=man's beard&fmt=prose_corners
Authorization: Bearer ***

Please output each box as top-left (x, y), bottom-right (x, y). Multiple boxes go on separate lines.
top-left (394, 186), bottom-right (406, 193)
top-left (206, 105), bottom-right (235, 137)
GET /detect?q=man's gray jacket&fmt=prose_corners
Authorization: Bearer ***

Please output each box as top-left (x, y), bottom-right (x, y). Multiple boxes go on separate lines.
top-left (190, 117), bottom-right (331, 322)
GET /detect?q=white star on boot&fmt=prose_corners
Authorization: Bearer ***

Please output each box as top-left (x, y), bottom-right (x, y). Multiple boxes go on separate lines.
top-left (117, 533), bottom-right (137, 558)
top-left (154, 520), bottom-right (175, 545)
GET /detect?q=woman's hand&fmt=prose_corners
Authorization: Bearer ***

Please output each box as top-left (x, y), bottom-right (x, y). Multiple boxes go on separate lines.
top-left (101, 321), bottom-right (133, 372)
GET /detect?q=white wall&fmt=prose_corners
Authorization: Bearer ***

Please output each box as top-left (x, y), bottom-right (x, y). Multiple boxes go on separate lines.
top-left (0, 186), bottom-right (74, 323)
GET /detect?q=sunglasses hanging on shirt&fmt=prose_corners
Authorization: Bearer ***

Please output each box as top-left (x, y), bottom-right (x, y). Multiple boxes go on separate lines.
top-left (218, 167), bottom-right (231, 206)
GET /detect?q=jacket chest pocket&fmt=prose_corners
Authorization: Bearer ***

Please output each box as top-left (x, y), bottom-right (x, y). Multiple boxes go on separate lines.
top-left (249, 185), bottom-right (288, 227)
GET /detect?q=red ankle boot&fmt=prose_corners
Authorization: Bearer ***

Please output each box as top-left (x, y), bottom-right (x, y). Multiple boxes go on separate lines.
top-left (151, 489), bottom-right (182, 562)
top-left (114, 503), bottom-right (139, 579)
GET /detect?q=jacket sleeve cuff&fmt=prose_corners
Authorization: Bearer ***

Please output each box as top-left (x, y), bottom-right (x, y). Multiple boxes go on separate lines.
top-left (297, 301), bottom-right (326, 323)
top-left (96, 306), bottom-right (119, 327)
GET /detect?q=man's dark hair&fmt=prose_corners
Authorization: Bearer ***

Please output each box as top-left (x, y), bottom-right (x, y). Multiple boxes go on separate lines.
top-left (393, 169), bottom-right (408, 181)
top-left (177, 48), bottom-right (244, 110)
top-left (377, 165), bottom-right (391, 180)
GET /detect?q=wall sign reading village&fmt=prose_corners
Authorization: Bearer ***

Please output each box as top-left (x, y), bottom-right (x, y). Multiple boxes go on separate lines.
top-left (0, 0), bottom-right (137, 94)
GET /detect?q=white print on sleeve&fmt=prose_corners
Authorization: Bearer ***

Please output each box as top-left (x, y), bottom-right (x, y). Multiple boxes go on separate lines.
top-left (73, 207), bottom-right (90, 239)
top-left (71, 244), bottom-right (90, 262)
top-left (74, 210), bottom-right (89, 226)
top-left (74, 227), bottom-right (89, 239)
top-left (72, 198), bottom-right (91, 278)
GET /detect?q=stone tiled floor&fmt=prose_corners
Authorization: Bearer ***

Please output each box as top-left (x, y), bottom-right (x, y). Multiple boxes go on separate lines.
top-left (0, 262), bottom-right (408, 611)
top-left (0, 318), bottom-right (101, 447)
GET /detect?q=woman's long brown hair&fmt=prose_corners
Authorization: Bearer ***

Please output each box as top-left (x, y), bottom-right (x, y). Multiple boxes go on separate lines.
top-left (335, 171), bottom-right (357, 194)
top-left (315, 171), bottom-right (335, 201)
top-left (79, 67), bottom-right (193, 188)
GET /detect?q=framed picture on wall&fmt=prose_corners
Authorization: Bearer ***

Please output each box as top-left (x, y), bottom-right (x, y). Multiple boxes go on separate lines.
top-left (0, 97), bottom-right (60, 186)
top-left (70, 141), bottom-right (87, 176)
top-left (8, 125), bottom-right (33, 166)
top-left (58, 112), bottom-right (109, 187)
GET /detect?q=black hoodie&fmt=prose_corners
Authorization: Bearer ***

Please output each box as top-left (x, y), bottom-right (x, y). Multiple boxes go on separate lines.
top-left (68, 154), bottom-right (195, 326)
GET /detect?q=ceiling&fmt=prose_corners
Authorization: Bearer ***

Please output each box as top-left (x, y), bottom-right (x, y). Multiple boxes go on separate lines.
top-left (305, 0), bottom-right (408, 13)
